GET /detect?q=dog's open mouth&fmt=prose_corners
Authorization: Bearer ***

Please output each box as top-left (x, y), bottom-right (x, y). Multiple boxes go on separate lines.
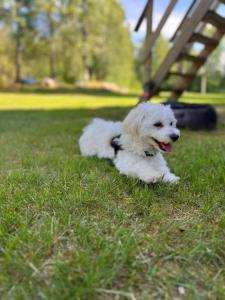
top-left (153, 138), bottom-right (172, 153)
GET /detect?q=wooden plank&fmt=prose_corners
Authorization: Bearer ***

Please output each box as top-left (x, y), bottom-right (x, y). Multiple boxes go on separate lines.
top-left (188, 30), bottom-right (224, 74)
top-left (170, 0), bottom-right (196, 42)
top-left (177, 53), bottom-right (206, 64)
top-left (169, 29), bottom-right (225, 100)
top-left (168, 90), bottom-right (184, 101)
top-left (145, 0), bottom-right (178, 61)
top-left (134, 0), bottom-right (151, 32)
top-left (189, 33), bottom-right (218, 46)
top-left (166, 2), bottom-right (223, 101)
top-left (204, 10), bottom-right (225, 30)
top-left (152, 0), bottom-right (215, 90)
top-left (168, 71), bottom-right (196, 80)
top-left (144, 0), bottom-right (153, 80)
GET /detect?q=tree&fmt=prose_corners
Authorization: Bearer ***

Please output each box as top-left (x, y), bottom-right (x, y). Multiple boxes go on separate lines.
top-left (0, 29), bottom-right (14, 85)
top-left (0, 0), bottom-right (136, 87)
top-left (136, 34), bottom-right (169, 83)
top-left (11, 0), bottom-right (36, 82)
top-left (90, 0), bottom-right (135, 86)
top-left (35, 0), bottom-right (63, 79)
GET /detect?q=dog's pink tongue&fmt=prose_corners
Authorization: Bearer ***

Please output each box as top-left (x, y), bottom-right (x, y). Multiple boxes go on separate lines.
top-left (161, 143), bottom-right (172, 153)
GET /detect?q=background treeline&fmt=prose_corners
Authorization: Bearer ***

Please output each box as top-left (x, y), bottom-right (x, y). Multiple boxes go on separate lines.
top-left (0, 0), bottom-right (135, 86)
top-left (0, 0), bottom-right (224, 91)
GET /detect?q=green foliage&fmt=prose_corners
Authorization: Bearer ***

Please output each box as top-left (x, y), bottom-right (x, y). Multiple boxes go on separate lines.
top-left (0, 0), bottom-right (135, 86)
top-left (135, 34), bottom-right (170, 81)
top-left (0, 1), bottom-right (224, 89)
top-left (204, 39), bottom-right (225, 91)
top-left (152, 34), bottom-right (169, 75)
top-left (0, 29), bottom-right (14, 85)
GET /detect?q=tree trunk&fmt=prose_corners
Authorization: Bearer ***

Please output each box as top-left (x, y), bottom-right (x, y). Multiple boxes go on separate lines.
top-left (82, 50), bottom-right (90, 82)
top-left (83, 63), bottom-right (90, 82)
top-left (15, 30), bottom-right (22, 83)
top-left (49, 43), bottom-right (56, 79)
top-left (48, 10), bottom-right (56, 79)
top-left (80, 0), bottom-right (90, 82)
top-left (81, 33), bottom-right (90, 82)
top-left (201, 75), bottom-right (207, 94)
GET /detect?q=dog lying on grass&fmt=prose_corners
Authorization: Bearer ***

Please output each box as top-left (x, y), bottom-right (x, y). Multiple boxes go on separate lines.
top-left (79, 103), bottom-right (180, 184)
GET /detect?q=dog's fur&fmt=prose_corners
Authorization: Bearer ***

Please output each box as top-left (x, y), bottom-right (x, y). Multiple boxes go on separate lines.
top-left (79, 103), bottom-right (180, 184)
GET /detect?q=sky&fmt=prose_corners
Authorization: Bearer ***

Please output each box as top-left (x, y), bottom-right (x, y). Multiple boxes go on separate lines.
top-left (119, 0), bottom-right (225, 45)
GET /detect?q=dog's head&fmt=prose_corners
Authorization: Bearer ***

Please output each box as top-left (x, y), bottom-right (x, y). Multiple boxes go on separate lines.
top-left (122, 103), bottom-right (180, 153)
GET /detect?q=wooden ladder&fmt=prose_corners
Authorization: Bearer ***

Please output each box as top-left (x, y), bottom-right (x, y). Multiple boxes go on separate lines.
top-left (139, 0), bottom-right (225, 101)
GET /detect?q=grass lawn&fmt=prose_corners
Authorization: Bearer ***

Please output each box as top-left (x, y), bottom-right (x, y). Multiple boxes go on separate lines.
top-left (0, 90), bottom-right (224, 299)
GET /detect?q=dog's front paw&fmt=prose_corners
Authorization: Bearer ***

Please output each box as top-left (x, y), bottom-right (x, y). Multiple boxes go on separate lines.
top-left (141, 173), bottom-right (162, 184)
top-left (163, 173), bottom-right (180, 184)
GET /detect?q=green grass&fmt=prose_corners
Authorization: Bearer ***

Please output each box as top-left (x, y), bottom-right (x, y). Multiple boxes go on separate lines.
top-left (0, 90), bottom-right (225, 110)
top-left (0, 90), bottom-right (224, 299)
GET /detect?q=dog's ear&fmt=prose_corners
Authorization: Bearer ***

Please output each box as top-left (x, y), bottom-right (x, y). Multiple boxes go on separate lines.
top-left (122, 105), bottom-right (146, 136)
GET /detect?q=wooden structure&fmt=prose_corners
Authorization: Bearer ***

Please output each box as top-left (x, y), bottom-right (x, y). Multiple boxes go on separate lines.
top-left (135, 0), bottom-right (225, 101)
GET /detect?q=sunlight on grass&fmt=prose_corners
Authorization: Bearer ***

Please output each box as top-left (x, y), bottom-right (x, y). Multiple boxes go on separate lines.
top-left (0, 92), bottom-right (136, 110)
top-left (0, 91), bottom-right (224, 110)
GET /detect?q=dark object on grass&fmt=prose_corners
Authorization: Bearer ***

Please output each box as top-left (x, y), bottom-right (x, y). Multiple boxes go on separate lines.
top-left (20, 77), bottom-right (36, 85)
top-left (166, 101), bottom-right (217, 130)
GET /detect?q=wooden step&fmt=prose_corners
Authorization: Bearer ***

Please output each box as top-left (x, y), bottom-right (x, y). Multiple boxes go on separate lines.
top-left (204, 11), bottom-right (225, 30)
top-left (189, 33), bottom-right (218, 46)
top-left (168, 71), bottom-right (196, 80)
top-left (177, 53), bottom-right (206, 64)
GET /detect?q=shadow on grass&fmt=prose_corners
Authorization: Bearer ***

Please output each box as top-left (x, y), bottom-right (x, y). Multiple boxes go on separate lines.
top-left (0, 106), bottom-right (131, 134)
top-left (0, 106), bottom-right (131, 118)
top-left (0, 104), bottom-right (224, 134)
top-left (0, 86), bottom-right (140, 98)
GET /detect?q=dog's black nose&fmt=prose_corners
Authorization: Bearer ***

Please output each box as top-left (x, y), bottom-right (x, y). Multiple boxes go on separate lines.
top-left (170, 134), bottom-right (179, 142)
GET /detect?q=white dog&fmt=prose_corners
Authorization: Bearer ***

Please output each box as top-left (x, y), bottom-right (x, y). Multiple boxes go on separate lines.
top-left (79, 103), bottom-right (180, 184)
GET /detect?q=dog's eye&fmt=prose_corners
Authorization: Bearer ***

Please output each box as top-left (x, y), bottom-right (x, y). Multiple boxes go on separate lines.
top-left (170, 122), bottom-right (173, 126)
top-left (154, 122), bottom-right (163, 128)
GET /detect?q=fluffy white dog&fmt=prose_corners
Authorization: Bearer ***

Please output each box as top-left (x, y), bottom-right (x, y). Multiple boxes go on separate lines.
top-left (79, 103), bottom-right (180, 184)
